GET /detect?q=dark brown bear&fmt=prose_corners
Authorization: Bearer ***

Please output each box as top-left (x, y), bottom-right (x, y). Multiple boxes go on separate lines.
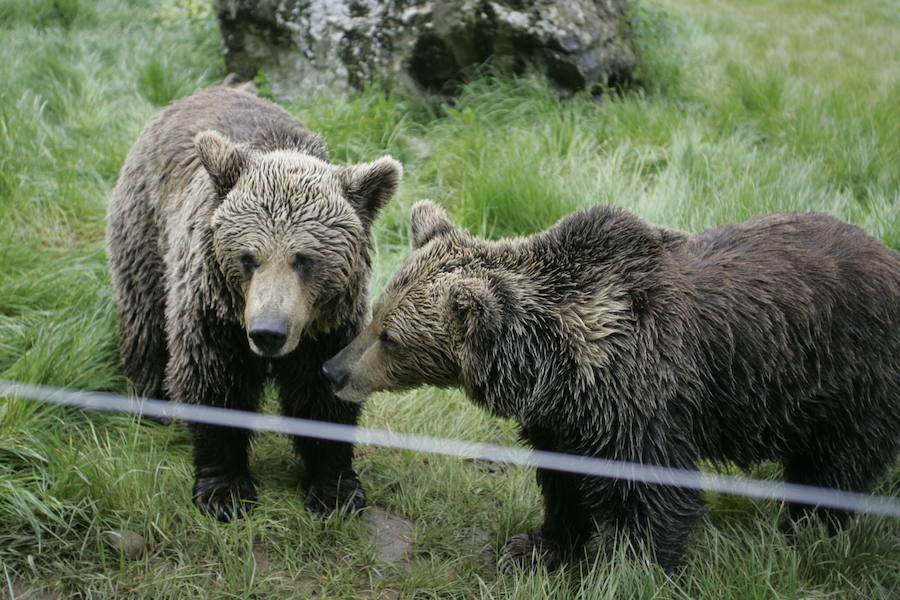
top-left (107, 84), bottom-right (401, 521)
top-left (323, 201), bottom-right (899, 571)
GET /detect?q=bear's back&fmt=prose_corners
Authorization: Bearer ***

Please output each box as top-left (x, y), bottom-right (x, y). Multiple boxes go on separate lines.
top-left (682, 212), bottom-right (899, 324)
top-left (673, 212), bottom-right (899, 463)
top-left (125, 87), bottom-right (324, 202)
top-left (149, 87), bottom-right (323, 155)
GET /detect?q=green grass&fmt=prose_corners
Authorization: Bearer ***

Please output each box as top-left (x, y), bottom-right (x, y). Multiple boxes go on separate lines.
top-left (1, 0), bottom-right (898, 597)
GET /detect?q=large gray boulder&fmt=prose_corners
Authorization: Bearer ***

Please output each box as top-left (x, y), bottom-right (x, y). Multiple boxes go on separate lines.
top-left (215, 0), bottom-right (635, 97)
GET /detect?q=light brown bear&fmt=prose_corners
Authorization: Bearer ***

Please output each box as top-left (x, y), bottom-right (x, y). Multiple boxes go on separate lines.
top-left (107, 84), bottom-right (401, 521)
top-left (323, 201), bottom-right (899, 571)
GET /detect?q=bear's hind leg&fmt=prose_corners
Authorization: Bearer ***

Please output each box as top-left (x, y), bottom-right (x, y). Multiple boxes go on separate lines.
top-left (783, 434), bottom-right (895, 532)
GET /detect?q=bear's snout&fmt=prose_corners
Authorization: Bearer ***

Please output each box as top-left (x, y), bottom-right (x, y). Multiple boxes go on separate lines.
top-left (322, 359), bottom-right (349, 391)
top-left (249, 317), bottom-right (289, 356)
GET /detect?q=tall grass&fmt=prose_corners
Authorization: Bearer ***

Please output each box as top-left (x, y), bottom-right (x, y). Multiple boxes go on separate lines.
top-left (0, 0), bottom-right (897, 598)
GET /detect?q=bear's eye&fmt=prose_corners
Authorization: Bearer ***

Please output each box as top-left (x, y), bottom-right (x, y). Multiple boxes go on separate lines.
top-left (293, 252), bottom-right (314, 273)
top-left (379, 330), bottom-right (399, 348)
top-left (240, 252), bottom-right (257, 273)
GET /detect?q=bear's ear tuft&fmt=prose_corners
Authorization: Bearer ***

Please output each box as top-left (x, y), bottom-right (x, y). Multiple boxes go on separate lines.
top-left (445, 277), bottom-right (502, 343)
top-left (341, 156), bottom-right (403, 230)
top-left (410, 200), bottom-right (455, 248)
top-left (194, 130), bottom-right (249, 198)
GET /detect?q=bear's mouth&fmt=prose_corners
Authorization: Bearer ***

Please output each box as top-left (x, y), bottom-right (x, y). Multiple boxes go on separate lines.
top-left (322, 357), bottom-right (370, 403)
top-left (332, 385), bottom-right (368, 404)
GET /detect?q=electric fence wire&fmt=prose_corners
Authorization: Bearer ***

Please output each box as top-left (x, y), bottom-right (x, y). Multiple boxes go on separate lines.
top-left (1, 380), bottom-right (898, 518)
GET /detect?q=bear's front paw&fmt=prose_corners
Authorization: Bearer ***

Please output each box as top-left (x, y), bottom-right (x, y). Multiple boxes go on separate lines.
top-left (305, 473), bottom-right (366, 517)
top-left (499, 532), bottom-right (561, 573)
top-left (193, 473), bottom-right (256, 522)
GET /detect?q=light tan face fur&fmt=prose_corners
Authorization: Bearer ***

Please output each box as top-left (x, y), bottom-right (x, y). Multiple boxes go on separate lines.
top-left (324, 200), bottom-right (638, 408)
top-left (241, 255), bottom-right (309, 357)
top-left (323, 323), bottom-right (390, 403)
top-left (326, 281), bottom-right (461, 403)
top-left (324, 202), bottom-right (469, 402)
top-left (197, 130), bottom-right (401, 358)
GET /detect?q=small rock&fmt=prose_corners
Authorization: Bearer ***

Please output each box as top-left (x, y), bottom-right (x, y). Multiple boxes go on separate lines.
top-left (364, 507), bottom-right (415, 566)
top-left (463, 457), bottom-right (505, 475)
top-left (105, 529), bottom-right (146, 560)
top-left (252, 544), bottom-right (271, 574)
top-left (359, 589), bottom-right (400, 600)
top-left (1, 581), bottom-right (62, 600)
top-left (293, 577), bottom-right (320, 597)
top-left (463, 526), bottom-right (492, 549)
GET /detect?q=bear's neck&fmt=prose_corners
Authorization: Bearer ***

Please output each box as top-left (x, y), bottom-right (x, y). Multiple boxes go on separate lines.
top-left (458, 242), bottom-right (678, 444)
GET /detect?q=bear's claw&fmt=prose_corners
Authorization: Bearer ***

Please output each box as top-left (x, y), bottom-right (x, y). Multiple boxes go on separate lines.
top-left (305, 473), bottom-right (366, 517)
top-left (193, 473), bottom-right (257, 522)
top-left (499, 532), bottom-right (562, 573)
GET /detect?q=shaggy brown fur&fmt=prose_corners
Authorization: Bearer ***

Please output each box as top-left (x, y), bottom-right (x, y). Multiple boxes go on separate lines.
top-left (107, 85), bottom-right (401, 521)
top-left (324, 201), bottom-right (900, 571)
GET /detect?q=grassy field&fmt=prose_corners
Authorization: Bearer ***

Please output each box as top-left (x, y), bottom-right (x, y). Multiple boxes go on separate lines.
top-left (1, 0), bottom-right (898, 597)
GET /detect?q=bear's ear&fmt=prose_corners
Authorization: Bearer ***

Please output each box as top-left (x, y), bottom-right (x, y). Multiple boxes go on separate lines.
top-left (410, 200), bottom-right (455, 248)
top-left (194, 130), bottom-right (249, 198)
top-left (445, 277), bottom-right (503, 345)
top-left (341, 156), bottom-right (403, 230)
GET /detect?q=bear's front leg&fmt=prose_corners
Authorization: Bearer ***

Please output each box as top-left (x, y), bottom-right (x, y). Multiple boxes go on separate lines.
top-left (500, 426), bottom-right (594, 572)
top-left (273, 350), bottom-right (365, 517)
top-left (499, 467), bottom-right (593, 572)
top-left (166, 316), bottom-right (266, 521)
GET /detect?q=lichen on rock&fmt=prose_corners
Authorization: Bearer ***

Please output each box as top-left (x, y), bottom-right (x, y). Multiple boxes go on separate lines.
top-left (215, 0), bottom-right (636, 98)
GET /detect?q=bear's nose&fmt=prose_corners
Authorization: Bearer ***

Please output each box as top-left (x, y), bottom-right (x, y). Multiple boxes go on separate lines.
top-left (322, 360), bottom-right (349, 391)
top-left (249, 317), bottom-right (288, 355)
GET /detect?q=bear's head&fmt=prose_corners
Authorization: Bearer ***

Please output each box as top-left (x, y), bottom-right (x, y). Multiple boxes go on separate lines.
top-left (195, 130), bottom-right (401, 358)
top-left (322, 200), bottom-right (516, 405)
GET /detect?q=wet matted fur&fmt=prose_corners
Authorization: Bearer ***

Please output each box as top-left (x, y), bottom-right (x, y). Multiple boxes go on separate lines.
top-left (324, 201), bottom-right (899, 570)
top-left (107, 85), bottom-right (401, 521)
